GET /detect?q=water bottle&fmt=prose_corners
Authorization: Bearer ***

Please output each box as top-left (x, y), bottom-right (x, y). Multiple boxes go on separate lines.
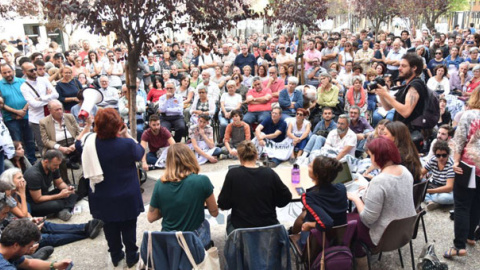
top-left (291, 164), bottom-right (300, 184)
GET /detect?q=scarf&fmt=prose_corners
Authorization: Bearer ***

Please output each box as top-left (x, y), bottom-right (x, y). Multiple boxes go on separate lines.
top-left (347, 86), bottom-right (366, 108)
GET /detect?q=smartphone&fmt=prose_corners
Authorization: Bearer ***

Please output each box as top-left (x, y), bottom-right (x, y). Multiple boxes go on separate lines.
top-left (295, 187), bottom-right (305, 196)
top-left (65, 262), bottom-right (74, 270)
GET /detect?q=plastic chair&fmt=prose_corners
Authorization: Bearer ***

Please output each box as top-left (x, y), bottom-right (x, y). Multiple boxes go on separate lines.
top-left (289, 220), bottom-right (357, 270)
top-left (224, 224), bottom-right (291, 270)
top-left (359, 215), bottom-right (418, 270)
top-left (412, 180), bottom-right (429, 243)
top-left (138, 231), bottom-right (205, 270)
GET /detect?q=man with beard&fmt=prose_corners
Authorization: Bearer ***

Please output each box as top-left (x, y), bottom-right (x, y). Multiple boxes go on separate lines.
top-left (0, 219), bottom-right (71, 269)
top-left (323, 114), bottom-right (357, 160)
top-left (20, 62), bottom-right (58, 155)
top-left (376, 53), bottom-right (427, 131)
top-left (140, 114), bottom-right (175, 170)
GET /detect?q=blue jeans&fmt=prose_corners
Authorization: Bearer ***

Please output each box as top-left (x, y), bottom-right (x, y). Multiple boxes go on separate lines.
top-left (0, 150), bottom-right (4, 175)
top-left (5, 119), bottom-right (36, 164)
top-left (39, 221), bottom-right (87, 248)
top-left (218, 113), bottom-right (232, 142)
top-left (212, 147), bottom-right (222, 157)
top-left (294, 136), bottom-right (308, 151)
top-left (146, 152), bottom-right (157, 165)
top-left (367, 94), bottom-right (376, 111)
top-left (425, 192), bottom-right (454, 205)
top-left (372, 109), bottom-right (395, 127)
top-left (193, 219), bottom-right (212, 248)
top-left (243, 111), bottom-right (270, 125)
top-left (304, 135), bottom-right (326, 154)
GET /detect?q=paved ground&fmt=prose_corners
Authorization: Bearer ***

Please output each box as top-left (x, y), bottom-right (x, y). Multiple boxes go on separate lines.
top-left (48, 160), bottom-right (480, 270)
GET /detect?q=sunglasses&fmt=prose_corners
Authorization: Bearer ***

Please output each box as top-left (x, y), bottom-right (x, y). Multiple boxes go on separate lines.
top-left (296, 113), bottom-right (304, 116)
top-left (435, 154), bottom-right (448, 158)
top-left (279, 47), bottom-right (286, 49)
top-left (28, 68), bottom-right (37, 73)
top-left (435, 52), bottom-right (442, 55)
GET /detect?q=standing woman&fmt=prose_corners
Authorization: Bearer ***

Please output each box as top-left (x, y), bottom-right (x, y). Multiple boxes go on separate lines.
top-left (338, 41), bottom-right (355, 70)
top-left (72, 56), bottom-right (90, 78)
top-left (445, 89), bottom-right (480, 258)
top-left (148, 143), bottom-right (218, 247)
top-left (75, 109), bottom-right (145, 267)
top-left (56, 66), bottom-right (81, 112)
top-left (87, 50), bottom-right (102, 80)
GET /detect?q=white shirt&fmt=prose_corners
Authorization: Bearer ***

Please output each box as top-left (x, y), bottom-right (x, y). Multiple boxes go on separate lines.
top-left (97, 87), bottom-right (120, 109)
top-left (324, 128), bottom-right (357, 156)
top-left (276, 53), bottom-right (295, 66)
top-left (20, 77), bottom-right (59, 124)
top-left (386, 49), bottom-right (406, 70)
top-left (196, 82), bottom-right (221, 103)
top-left (220, 92), bottom-right (242, 111)
top-left (54, 118), bottom-right (73, 143)
top-left (198, 53), bottom-right (220, 78)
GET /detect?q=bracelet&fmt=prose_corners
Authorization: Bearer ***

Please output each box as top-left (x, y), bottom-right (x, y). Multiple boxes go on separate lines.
top-left (50, 261), bottom-right (56, 270)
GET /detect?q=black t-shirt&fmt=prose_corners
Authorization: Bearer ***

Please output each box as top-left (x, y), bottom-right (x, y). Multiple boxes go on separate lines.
top-left (394, 78), bottom-right (427, 129)
top-left (24, 161), bottom-right (61, 203)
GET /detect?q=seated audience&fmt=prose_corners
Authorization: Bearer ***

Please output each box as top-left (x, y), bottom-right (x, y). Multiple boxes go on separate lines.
top-left (427, 65), bottom-right (450, 95)
top-left (97, 76), bottom-right (119, 109)
top-left (158, 80), bottom-right (186, 142)
top-left (188, 115), bottom-right (222, 164)
top-left (118, 85), bottom-right (146, 141)
top-left (345, 75), bottom-right (368, 114)
top-left (223, 110), bottom-right (250, 159)
top-left (217, 141), bottom-right (292, 235)
top-left (140, 115), bottom-right (175, 170)
top-left (322, 114), bottom-right (357, 160)
top-left (219, 80), bottom-right (242, 142)
top-left (190, 84), bottom-right (216, 125)
top-left (0, 219), bottom-right (72, 269)
top-left (279, 77), bottom-right (304, 119)
top-left (4, 141), bottom-right (32, 173)
top-left (437, 97), bottom-right (452, 127)
top-left (362, 119), bottom-right (390, 178)
top-left (425, 124), bottom-right (454, 161)
top-left (243, 77), bottom-right (272, 125)
top-left (148, 144), bottom-right (219, 247)
top-left (286, 108), bottom-right (311, 163)
top-left (24, 149), bottom-right (77, 221)
top-left (348, 137), bottom-right (416, 265)
top-left (422, 140), bottom-right (455, 210)
top-left (349, 106), bottom-right (373, 154)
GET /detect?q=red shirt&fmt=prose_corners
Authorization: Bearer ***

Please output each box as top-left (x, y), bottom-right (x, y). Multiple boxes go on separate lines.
top-left (147, 88), bottom-right (166, 103)
top-left (141, 127), bottom-right (172, 153)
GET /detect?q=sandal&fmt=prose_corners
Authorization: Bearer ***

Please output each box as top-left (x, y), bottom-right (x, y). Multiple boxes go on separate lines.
top-left (443, 247), bottom-right (467, 259)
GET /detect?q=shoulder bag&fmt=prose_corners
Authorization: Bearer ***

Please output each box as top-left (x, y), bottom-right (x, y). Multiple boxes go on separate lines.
top-left (24, 81), bottom-right (50, 116)
top-left (176, 231), bottom-right (220, 270)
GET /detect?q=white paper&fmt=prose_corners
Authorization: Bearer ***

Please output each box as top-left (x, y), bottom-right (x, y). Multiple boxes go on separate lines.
top-left (468, 165), bottom-right (476, 189)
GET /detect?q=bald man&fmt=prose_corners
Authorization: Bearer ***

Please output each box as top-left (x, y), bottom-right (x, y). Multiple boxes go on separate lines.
top-left (384, 40), bottom-right (406, 81)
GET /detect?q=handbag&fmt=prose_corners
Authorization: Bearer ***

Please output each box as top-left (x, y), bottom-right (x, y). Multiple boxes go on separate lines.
top-left (24, 81), bottom-right (50, 116)
top-left (137, 231), bottom-right (154, 270)
top-left (310, 231), bottom-right (353, 270)
top-left (175, 231), bottom-right (220, 270)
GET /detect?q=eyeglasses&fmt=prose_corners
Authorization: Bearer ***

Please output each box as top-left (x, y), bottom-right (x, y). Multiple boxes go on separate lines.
top-left (233, 77), bottom-right (239, 79)
top-left (296, 113), bottom-right (304, 116)
top-left (28, 68), bottom-right (37, 73)
top-left (435, 52), bottom-right (442, 55)
top-left (165, 87), bottom-right (175, 90)
top-left (198, 91), bottom-right (206, 94)
top-left (435, 153), bottom-right (448, 158)
top-left (279, 47), bottom-right (286, 50)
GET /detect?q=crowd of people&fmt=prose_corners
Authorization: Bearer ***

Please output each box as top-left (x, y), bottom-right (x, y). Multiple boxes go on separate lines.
top-left (0, 23), bottom-right (479, 269)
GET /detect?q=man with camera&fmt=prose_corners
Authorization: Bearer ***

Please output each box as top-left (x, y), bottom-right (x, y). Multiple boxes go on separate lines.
top-left (376, 53), bottom-right (427, 131)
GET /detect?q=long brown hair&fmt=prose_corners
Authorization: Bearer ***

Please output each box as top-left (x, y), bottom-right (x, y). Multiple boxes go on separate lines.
top-left (385, 121), bottom-right (422, 181)
top-left (10, 141), bottom-right (26, 172)
top-left (161, 144), bottom-right (200, 182)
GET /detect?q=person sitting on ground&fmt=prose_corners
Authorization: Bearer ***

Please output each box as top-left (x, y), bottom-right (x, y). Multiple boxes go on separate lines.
top-left (148, 143), bottom-right (219, 247)
top-left (4, 141), bottom-right (31, 173)
top-left (345, 75), bottom-right (368, 114)
top-left (322, 114), bottom-right (357, 161)
top-left (422, 140), bottom-right (455, 210)
top-left (219, 80), bottom-right (243, 143)
top-left (348, 138), bottom-right (416, 267)
top-left (349, 106), bottom-right (373, 155)
top-left (253, 107), bottom-right (290, 167)
top-left (140, 115), bottom-right (175, 170)
top-left (24, 149), bottom-right (77, 221)
top-left (190, 84), bottom-right (216, 125)
top-left (278, 77), bottom-right (304, 119)
top-left (223, 110), bottom-right (251, 159)
top-left (0, 168), bottom-right (104, 248)
top-left (286, 108), bottom-right (311, 164)
top-left (188, 114), bottom-right (222, 164)
top-left (437, 97), bottom-right (452, 128)
top-left (0, 219), bottom-right (72, 270)
top-left (243, 77), bottom-right (272, 125)
top-left (217, 140), bottom-right (292, 235)
top-left (297, 107), bottom-right (337, 165)
top-left (292, 156), bottom-right (348, 250)
top-left (425, 124), bottom-right (454, 161)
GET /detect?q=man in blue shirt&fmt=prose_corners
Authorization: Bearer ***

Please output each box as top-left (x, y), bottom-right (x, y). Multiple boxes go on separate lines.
top-left (254, 107), bottom-right (288, 167)
top-left (0, 64), bottom-right (36, 164)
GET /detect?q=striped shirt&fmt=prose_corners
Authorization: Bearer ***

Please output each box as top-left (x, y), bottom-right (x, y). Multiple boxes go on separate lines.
top-left (424, 156), bottom-right (455, 187)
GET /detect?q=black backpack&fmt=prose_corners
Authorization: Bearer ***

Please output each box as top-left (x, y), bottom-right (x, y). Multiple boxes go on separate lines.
top-left (410, 79), bottom-right (440, 130)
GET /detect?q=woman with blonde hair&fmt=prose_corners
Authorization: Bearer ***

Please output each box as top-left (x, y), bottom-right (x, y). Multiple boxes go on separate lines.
top-left (148, 143), bottom-right (218, 247)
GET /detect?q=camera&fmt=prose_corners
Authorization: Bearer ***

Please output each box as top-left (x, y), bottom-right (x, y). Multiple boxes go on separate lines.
top-left (367, 76), bottom-right (386, 91)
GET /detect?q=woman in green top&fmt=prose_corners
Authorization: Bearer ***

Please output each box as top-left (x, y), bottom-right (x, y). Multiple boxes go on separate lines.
top-left (147, 144), bottom-right (218, 247)
top-left (316, 73), bottom-right (340, 108)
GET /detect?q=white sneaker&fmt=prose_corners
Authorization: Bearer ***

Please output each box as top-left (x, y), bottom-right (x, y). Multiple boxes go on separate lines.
top-left (296, 156), bottom-right (307, 165)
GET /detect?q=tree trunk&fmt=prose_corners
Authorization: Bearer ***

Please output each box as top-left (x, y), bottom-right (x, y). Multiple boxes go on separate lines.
top-left (295, 26), bottom-right (304, 84)
top-left (126, 55), bottom-right (139, 140)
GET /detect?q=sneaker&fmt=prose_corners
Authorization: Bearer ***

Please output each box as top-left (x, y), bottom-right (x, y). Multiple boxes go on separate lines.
top-left (86, 219), bottom-right (104, 239)
top-left (426, 202), bottom-right (440, 211)
top-left (31, 246), bottom-right (54, 260)
top-left (265, 160), bottom-right (278, 168)
top-left (219, 154), bottom-right (228, 160)
top-left (66, 162), bottom-right (80, 170)
top-left (221, 146), bottom-right (229, 155)
top-left (296, 156), bottom-right (307, 165)
top-left (57, 209), bottom-right (72, 221)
